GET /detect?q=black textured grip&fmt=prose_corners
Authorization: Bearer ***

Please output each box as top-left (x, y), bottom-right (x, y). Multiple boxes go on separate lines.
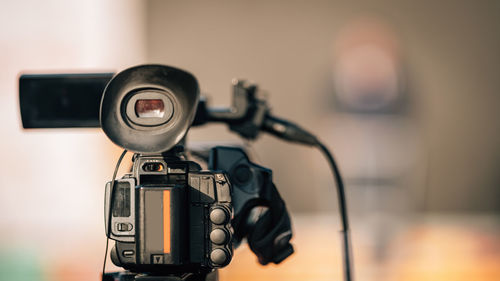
top-left (245, 183), bottom-right (294, 265)
top-left (209, 146), bottom-right (294, 265)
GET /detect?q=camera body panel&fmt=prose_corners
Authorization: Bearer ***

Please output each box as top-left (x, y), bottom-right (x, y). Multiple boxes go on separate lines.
top-left (105, 154), bottom-right (233, 273)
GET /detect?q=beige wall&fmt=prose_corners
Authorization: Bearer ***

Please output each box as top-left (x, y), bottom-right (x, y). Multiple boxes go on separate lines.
top-left (146, 0), bottom-right (500, 213)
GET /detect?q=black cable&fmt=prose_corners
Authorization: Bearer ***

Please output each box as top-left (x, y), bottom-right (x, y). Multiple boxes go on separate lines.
top-left (102, 149), bottom-right (128, 280)
top-left (261, 115), bottom-right (353, 280)
top-left (316, 141), bottom-right (353, 281)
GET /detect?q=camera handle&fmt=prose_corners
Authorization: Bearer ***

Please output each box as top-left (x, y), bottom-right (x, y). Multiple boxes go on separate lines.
top-left (193, 81), bottom-right (353, 281)
top-left (193, 79), bottom-right (317, 145)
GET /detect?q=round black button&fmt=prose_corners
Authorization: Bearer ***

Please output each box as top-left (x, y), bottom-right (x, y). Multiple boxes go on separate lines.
top-left (210, 249), bottom-right (228, 265)
top-left (210, 208), bottom-right (228, 225)
top-left (210, 229), bottom-right (228, 245)
top-left (233, 164), bottom-right (251, 185)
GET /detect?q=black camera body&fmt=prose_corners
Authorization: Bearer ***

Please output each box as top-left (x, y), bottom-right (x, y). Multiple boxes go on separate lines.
top-left (19, 62), bottom-right (353, 281)
top-left (19, 64), bottom-right (302, 281)
top-left (105, 153), bottom-right (233, 273)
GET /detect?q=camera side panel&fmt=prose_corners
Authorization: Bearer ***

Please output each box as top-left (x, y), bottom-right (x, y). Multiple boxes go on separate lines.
top-left (105, 177), bottom-right (136, 243)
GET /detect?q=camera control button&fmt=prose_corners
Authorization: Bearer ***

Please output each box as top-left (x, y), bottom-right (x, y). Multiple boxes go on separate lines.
top-left (152, 255), bottom-right (164, 264)
top-left (210, 208), bottom-right (228, 225)
top-left (117, 223), bottom-right (133, 232)
top-left (210, 249), bottom-right (228, 265)
top-left (210, 229), bottom-right (228, 245)
top-left (122, 250), bottom-right (134, 257)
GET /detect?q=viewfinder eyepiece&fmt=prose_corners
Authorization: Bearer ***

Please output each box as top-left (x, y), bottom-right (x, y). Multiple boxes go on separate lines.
top-left (124, 89), bottom-right (175, 127)
top-left (100, 64), bottom-right (199, 153)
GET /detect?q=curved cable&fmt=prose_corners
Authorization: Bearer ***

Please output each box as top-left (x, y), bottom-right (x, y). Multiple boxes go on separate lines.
top-left (316, 141), bottom-right (353, 281)
top-left (260, 115), bottom-right (353, 280)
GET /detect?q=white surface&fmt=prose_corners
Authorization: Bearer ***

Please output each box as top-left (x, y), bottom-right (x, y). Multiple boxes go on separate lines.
top-left (0, 0), bottom-right (146, 249)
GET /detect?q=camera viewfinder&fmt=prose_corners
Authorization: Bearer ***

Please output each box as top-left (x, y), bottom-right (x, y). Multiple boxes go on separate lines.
top-left (135, 99), bottom-right (165, 118)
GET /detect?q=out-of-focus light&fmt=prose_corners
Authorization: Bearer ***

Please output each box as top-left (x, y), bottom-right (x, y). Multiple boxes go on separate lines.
top-left (331, 18), bottom-right (405, 114)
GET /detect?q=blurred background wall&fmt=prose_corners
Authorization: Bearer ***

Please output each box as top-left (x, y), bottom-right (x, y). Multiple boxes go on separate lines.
top-left (147, 0), bottom-right (500, 214)
top-left (1, 0), bottom-right (499, 280)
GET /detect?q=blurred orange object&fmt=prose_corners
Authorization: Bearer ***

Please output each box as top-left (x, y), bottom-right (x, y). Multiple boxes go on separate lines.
top-left (387, 222), bottom-right (500, 281)
top-left (220, 215), bottom-right (500, 281)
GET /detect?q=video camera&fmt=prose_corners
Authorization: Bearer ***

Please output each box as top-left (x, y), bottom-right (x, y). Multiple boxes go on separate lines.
top-left (19, 64), bottom-right (352, 281)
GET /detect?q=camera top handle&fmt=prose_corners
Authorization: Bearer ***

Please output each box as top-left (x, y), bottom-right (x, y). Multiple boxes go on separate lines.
top-left (193, 80), bottom-right (317, 146)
